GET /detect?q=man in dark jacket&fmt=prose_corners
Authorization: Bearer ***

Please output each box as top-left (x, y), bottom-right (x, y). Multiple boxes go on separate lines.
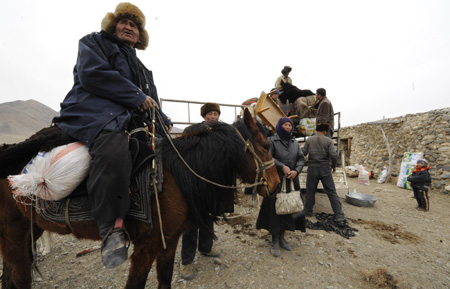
top-left (301, 124), bottom-right (345, 221)
top-left (316, 88), bottom-right (334, 138)
top-left (180, 103), bottom-right (222, 280)
top-left (407, 159), bottom-right (431, 211)
top-left (52, 3), bottom-right (172, 269)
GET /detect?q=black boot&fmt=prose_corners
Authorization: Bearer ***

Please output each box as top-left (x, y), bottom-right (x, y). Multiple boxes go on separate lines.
top-left (279, 231), bottom-right (291, 251)
top-left (99, 222), bottom-right (129, 269)
top-left (271, 234), bottom-right (281, 257)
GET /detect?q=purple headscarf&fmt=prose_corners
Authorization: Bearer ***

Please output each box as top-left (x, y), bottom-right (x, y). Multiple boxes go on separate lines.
top-left (275, 117), bottom-right (293, 140)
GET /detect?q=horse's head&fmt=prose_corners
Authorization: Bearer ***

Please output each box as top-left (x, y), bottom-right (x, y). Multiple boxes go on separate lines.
top-left (234, 109), bottom-right (280, 197)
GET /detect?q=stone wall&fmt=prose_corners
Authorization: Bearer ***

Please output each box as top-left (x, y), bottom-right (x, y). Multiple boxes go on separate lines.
top-left (339, 107), bottom-right (450, 194)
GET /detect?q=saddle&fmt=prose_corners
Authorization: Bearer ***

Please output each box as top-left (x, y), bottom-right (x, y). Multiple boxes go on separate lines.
top-left (8, 119), bottom-right (163, 226)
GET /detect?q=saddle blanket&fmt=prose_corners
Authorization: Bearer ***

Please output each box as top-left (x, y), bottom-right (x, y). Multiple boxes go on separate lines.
top-left (36, 171), bottom-right (155, 225)
top-left (35, 149), bottom-right (163, 226)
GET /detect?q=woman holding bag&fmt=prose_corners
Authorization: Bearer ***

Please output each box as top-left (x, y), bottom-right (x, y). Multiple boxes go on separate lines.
top-left (256, 117), bottom-right (306, 257)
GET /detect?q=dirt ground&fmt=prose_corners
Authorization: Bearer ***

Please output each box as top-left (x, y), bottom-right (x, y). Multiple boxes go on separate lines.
top-left (2, 177), bottom-right (450, 289)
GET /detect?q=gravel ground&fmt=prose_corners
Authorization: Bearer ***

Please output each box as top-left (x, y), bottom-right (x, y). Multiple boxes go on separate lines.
top-left (2, 177), bottom-right (450, 289)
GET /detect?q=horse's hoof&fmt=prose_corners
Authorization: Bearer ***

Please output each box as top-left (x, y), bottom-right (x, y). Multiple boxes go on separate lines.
top-left (101, 230), bottom-right (128, 269)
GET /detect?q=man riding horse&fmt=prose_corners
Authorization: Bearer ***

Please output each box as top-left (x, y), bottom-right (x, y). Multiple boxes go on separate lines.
top-left (52, 2), bottom-right (172, 269)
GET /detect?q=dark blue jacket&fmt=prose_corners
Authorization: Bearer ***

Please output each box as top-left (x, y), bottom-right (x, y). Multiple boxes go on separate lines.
top-left (407, 169), bottom-right (431, 190)
top-left (53, 31), bottom-right (171, 147)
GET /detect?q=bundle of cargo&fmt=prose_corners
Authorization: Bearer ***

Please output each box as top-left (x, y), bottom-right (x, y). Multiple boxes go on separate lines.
top-left (254, 90), bottom-right (319, 137)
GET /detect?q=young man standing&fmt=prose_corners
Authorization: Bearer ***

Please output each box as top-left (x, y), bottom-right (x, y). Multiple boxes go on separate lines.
top-left (316, 88), bottom-right (334, 138)
top-left (301, 124), bottom-right (345, 221)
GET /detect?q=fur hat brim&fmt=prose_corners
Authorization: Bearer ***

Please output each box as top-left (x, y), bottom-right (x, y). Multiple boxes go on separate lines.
top-left (201, 103), bottom-right (221, 118)
top-left (101, 2), bottom-right (149, 50)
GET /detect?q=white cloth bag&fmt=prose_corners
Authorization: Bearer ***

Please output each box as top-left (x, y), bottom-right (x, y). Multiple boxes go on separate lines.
top-left (8, 142), bottom-right (91, 201)
top-left (275, 177), bottom-right (304, 215)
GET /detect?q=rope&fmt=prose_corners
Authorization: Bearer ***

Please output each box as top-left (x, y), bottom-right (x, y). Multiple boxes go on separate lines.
top-left (155, 110), bottom-right (274, 190)
top-left (149, 107), bottom-right (166, 249)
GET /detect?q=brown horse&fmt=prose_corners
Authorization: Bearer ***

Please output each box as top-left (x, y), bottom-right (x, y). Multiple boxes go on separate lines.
top-left (0, 109), bottom-right (280, 289)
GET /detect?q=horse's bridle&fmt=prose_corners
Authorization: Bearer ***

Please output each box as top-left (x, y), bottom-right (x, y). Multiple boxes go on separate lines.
top-left (232, 126), bottom-right (275, 195)
top-left (153, 110), bottom-right (275, 193)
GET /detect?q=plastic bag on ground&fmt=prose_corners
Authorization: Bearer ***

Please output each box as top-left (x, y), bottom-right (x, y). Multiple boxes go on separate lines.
top-left (377, 166), bottom-right (388, 183)
top-left (356, 164), bottom-right (370, 186)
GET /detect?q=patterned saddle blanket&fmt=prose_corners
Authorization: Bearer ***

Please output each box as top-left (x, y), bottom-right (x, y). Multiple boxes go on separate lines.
top-left (35, 144), bottom-right (163, 226)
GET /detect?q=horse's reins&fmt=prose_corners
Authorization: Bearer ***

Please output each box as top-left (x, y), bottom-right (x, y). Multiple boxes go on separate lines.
top-left (155, 110), bottom-right (275, 194)
top-left (128, 109), bottom-right (276, 249)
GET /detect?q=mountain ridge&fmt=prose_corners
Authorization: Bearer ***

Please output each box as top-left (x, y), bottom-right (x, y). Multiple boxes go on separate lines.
top-left (0, 100), bottom-right (59, 144)
top-left (0, 100), bottom-right (183, 144)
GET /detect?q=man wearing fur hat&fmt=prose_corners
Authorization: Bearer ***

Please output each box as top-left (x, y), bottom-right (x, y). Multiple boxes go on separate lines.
top-left (180, 102), bottom-right (222, 280)
top-left (275, 66), bottom-right (293, 92)
top-left (52, 3), bottom-right (172, 269)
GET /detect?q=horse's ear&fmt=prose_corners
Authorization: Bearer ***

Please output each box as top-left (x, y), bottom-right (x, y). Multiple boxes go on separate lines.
top-left (243, 108), bottom-right (258, 131)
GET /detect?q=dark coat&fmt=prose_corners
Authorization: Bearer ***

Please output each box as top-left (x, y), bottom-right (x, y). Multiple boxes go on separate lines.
top-left (317, 96), bottom-right (334, 129)
top-left (407, 169), bottom-right (431, 190)
top-left (256, 134), bottom-right (305, 235)
top-left (53, 31), bottom-right (172, 147)
top-left (269, 134), bottom-right (305, 191)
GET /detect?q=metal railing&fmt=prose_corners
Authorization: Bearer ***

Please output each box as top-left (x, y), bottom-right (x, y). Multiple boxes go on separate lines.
top-left (160, 98), bottom-right (245, 127)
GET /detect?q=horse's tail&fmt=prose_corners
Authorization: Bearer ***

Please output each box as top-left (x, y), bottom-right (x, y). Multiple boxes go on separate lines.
top-left (0, 126), bottom-right (72, 179)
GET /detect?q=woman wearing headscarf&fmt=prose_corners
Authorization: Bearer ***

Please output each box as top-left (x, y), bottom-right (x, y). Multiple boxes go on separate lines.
top-left (256, 117), bottom-right (305, 257)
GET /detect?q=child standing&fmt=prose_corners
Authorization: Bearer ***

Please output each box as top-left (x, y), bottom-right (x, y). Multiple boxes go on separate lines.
top-left (407, 159), bottom-right (431, 211)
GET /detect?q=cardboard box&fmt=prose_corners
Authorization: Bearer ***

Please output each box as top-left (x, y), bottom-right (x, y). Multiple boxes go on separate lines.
top-left (254, 91), bottom-right (287, 133)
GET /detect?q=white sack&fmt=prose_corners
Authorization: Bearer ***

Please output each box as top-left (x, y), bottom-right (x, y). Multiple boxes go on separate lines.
top-left (8, 142), bottom-right (91, 200)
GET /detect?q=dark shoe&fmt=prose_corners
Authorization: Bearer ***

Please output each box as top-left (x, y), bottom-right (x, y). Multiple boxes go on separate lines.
top-left (335, 215), bottom-right (346, 222)
top-left (101, 229), bottom-right (129, 269)
top-left (270, 234), bottom-right (281, 257)
top-left (279, 231), bottom-right (291, 251)
top-left (305, 212), bottom-right (313, 217)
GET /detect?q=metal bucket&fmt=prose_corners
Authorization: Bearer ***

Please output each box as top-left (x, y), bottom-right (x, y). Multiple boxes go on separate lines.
top-left (345, 191), bottom-right (377, 207)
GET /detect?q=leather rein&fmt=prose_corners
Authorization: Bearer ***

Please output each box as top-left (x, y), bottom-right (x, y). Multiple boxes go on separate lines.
top-left (151, 110), bottom-right (275, 194)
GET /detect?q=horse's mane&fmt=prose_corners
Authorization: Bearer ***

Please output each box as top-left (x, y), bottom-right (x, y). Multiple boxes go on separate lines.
top-left (161, 119), bottom-right (253, 228)
top-left (0, 126), bottom-right (72, 179)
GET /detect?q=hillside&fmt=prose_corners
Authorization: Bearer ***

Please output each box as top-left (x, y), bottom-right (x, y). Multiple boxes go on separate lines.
top-left (0, 100), bottom-right (184, 144)
top-left (0, 100), bottom-right (59, 144)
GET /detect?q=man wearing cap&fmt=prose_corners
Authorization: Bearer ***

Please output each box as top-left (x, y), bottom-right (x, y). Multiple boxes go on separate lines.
top-left (180, 102), bottom-right (222, 280)
top-left (52, 3), bottom-right (172, 269)
top-left (275, 66), bottom-right (293, 92)
top-left (301, 124), bottom-right (345, 222)
top-left (316, 88), bottom-right (335, 138)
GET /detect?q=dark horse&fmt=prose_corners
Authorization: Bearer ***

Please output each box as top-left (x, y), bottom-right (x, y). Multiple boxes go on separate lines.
top-left (0, 109), bottom-right (280, 289)
top-left (279, 82), bottom-right (315, 104)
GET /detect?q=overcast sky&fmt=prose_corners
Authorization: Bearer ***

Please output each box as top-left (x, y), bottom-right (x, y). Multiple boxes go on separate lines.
top-left (1, 0), bottom-right (449, 127)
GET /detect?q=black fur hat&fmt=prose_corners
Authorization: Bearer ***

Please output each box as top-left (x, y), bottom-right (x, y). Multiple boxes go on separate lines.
top-left (201, 103), bottom-right (221, 118)
top-left (101, 2), bottom-right (149, 50)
